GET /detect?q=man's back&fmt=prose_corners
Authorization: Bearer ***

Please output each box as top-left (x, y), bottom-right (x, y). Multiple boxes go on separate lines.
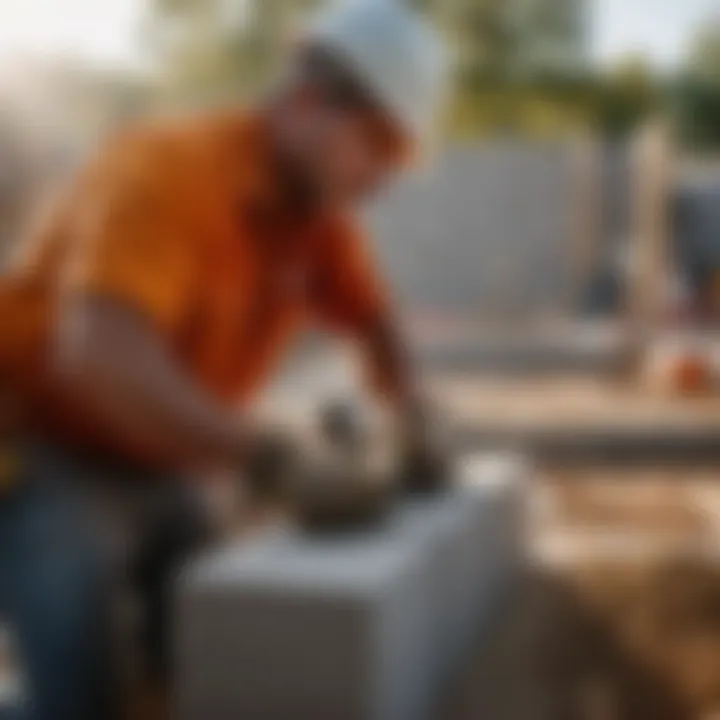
top-left (0, 115), bottom-right (227, 436)
top-left (0, 111), bottom-right (383, 460)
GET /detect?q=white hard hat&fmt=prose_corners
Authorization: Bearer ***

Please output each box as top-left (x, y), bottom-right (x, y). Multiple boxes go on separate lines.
top-left (304, 0), bottom-right (448, 152)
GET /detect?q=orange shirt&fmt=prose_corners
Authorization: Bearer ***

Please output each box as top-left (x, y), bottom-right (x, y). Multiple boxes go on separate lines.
top-left (0, 111), bottom-right (387, 459)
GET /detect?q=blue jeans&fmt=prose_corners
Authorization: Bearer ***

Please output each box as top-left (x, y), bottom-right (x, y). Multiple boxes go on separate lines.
top-left (0, 443), bottom-right (210, 720)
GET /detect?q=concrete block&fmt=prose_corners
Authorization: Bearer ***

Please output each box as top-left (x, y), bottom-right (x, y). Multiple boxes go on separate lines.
top-left (173, 454), bottom-right (527, 720)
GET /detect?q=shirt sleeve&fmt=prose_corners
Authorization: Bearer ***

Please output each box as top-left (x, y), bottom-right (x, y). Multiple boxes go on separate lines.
top-left (312, 217), bottom-right (389, 334)
top-left (60, 132), bottom-right (199, 335)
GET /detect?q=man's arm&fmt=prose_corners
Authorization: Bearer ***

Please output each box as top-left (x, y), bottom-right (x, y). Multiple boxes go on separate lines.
top-left (359, 309), bottom-right (421, 412)
top-left (54, 295), bottom-right (251, 471)
top-left (51, 131), bottom-right (263, 472)
top-left (313, 219), bottom-right (424, 417)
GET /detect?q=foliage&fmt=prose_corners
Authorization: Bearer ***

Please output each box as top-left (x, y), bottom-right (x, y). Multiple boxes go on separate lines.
top-left (141, 0), bottom-right (715, 147)
top-left (145, 0), bottom-right (595, 135)
top-left (144, 0), bottom-right (324, 106)
top-left (591, 55), bottom-right (661, 139)
top-left (673, 21), bottom-right (720, 150)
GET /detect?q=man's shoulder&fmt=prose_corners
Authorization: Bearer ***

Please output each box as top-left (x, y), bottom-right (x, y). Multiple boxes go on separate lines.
top-left (84, 109), bottom-right (253, 190)
top-left (319, 211), bottom-right (365, 249)
top-left (124, 108), bottom-right (253, 157)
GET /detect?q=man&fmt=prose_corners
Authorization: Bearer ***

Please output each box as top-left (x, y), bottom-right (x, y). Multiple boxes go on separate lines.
top-left (0, 1), bottom-right (448, 718)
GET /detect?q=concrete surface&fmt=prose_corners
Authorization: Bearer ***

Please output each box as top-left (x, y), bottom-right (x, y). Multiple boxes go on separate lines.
top-left (173, 455), bottom-right (527, 720)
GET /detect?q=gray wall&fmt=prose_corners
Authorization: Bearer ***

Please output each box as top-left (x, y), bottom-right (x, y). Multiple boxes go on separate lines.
top-left (367, 141), bottom-right (579, 319)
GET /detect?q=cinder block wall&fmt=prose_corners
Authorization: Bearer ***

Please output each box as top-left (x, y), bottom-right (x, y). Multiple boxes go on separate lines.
top-left (366, 141), bottom-right (580, 319)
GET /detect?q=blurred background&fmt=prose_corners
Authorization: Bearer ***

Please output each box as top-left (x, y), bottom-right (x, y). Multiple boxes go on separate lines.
top-left (1, 0), bottom-right (720, 324)
top-left (4, 1), bottom-right (720, 718)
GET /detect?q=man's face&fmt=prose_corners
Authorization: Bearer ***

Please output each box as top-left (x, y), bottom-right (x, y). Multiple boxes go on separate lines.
top-left (293, 94), bottom-right (408, 206)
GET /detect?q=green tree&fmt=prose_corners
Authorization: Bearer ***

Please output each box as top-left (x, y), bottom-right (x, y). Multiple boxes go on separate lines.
top-left (687, 20), bottom-right (720, 83)
top-left (593, 54), bottom-right (659, 138)
top-left (145, 0), bottom-right (593, 137)
top-left (145, 0), bottom-right (322, 106)
top-left (674, 20), bottom-right (720, 149)
top-left (512, 0), bottom-right (590, 81)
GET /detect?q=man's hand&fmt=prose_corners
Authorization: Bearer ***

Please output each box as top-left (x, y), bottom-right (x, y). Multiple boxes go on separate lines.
top-left (398, 397), bottom-right (452, 494)
top-left (244, 428), bottom-right (300, 503)
top-left (356, 311), bottom-right (453, 492)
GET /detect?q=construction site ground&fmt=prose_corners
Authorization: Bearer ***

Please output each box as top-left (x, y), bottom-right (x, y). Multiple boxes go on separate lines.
top-left (446, 467), bottom-right (720, 720)
top-left (439, 376), bottom-right (720, 719)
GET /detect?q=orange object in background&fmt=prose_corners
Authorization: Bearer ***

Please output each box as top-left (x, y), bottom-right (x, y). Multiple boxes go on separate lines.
top-left (670, 354), bottom-right (712, 394)
top-left (644, 339), bottom-right (715, 396)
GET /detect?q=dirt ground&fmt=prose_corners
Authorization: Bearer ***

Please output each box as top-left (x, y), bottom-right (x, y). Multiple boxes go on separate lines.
top-left (448, 469), bottom-right (720, 720)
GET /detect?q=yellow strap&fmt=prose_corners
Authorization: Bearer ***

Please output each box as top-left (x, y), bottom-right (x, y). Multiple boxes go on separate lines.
top-left (0, 448), bottom-right (21, 493)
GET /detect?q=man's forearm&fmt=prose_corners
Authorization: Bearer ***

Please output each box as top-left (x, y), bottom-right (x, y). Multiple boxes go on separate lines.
top-left (55, 297), bottom-right (248, 471)
top-left (362, 312), bottom-right (419, 411)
